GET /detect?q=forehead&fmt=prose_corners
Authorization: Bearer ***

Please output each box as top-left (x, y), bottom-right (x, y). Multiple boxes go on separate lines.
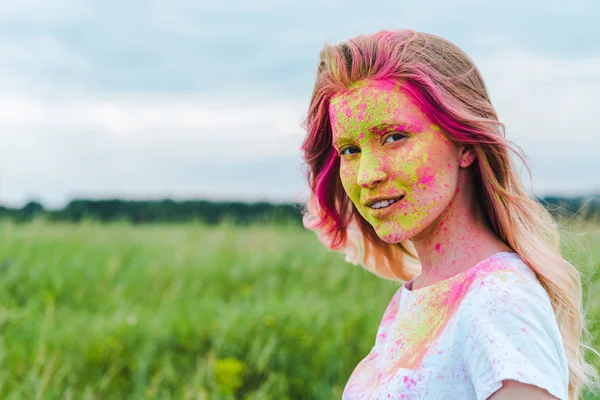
top-left (330, 79), bottom-right (403, 105)
top-left (329, 79), bottom-right (425, 132)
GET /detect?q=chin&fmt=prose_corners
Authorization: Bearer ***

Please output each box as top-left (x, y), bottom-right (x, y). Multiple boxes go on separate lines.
top-left (372, 219), bottom-right (428, 243)
top-left (376, 228), bottom-right (411, 244)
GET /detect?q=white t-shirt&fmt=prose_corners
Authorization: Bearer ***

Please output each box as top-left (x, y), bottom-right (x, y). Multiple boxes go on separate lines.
top-left (342, 251), bottom-right (569, 400)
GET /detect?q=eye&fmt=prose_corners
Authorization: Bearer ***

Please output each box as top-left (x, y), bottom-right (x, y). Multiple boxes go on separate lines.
top-left (383, 131), bottom-right (408, 144)
top-left (338, 146), bottom-right (360, 156)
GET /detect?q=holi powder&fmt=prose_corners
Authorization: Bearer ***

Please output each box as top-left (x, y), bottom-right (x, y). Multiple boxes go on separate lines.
top-left (347, 253), bottom-right (522, 395)
top-left (329, 79), bottom-right (460, 243)
top-left (416, 167), bottom-right (435, 186)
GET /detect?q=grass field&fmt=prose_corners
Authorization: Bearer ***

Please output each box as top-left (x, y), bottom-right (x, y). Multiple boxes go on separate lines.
top-left (0, 218), bottom-right (598, 399)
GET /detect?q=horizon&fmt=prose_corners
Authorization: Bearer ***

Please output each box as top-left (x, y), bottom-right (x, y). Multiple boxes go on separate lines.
top-left (4, 189), bottom-right (599, 212)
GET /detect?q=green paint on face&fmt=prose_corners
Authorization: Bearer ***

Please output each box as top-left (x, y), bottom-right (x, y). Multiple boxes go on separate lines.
top-left (329, 79), bottom-right (461, 243)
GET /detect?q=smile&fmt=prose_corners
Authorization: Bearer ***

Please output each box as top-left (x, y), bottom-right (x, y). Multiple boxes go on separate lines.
top-left (369, 197), bottom-right (403, 209)
top-left (368, 195), bottom-right (405, 217)
top-left (369, 195), bottom-right (404, 210)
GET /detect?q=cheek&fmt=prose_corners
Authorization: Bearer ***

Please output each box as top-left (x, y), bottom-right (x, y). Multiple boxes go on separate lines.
top-left (339, 162), bottom-right (360, 198)
top-left (410, 142), bottom-right (457, 194)
top-left (412, 164), bottom-right (455, 200)
top-left (417, 166), bottom-right (436, 186)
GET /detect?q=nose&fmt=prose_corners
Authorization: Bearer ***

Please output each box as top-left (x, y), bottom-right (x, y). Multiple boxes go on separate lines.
top-left (357, 152), bottom-right (388, 188)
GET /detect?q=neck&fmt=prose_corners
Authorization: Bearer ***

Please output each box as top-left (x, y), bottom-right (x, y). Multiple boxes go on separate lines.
top-left (408, 174), bottom-right (512, 287)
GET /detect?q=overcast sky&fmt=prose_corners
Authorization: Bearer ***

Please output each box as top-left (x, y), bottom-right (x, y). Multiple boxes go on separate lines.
top-left (0, 0), bottom-right (598, 209)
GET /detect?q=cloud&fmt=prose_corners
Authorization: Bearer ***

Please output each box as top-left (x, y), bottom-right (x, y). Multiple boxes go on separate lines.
top-left (0, 93), bottom-right (309, 208)
top-left (475, 49), bottom-right (600, 194)
top-left (1, 0), bottom-right (597, 97)
top-left (0, 0), bottom-right (91, 24)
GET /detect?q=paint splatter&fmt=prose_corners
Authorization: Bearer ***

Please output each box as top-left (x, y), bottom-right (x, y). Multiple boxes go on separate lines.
top-left (341, 252), bottom-right (568, 400)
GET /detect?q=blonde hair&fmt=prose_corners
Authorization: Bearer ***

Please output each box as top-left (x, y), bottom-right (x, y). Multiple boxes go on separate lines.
top-left (299, 29), bottom-right (599, 399)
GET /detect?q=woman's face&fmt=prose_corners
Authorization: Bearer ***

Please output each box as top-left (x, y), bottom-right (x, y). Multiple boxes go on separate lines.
top-left (329, 79), bottom-right (465, 243)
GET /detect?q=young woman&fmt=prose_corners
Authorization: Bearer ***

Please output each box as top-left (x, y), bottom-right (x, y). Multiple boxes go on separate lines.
top-left (300, 29), bottom-right (599, 400)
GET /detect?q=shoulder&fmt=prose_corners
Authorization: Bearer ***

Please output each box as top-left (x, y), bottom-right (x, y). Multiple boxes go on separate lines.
top-left (460, 254), bottom-right (553, 318)
top-left (455, 254), bottom-right (569, 400)
top-left (458, 253), bottom-right (562, 350)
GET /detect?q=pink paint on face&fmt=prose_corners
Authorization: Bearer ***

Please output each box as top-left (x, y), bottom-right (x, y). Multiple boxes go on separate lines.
top-left (329, 79), bottom-right (463, 243)
top-left (418, 168), bottom-right (435, 185)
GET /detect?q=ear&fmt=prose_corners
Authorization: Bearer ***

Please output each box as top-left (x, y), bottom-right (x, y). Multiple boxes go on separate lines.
top-left (458, 145), bottom-right (477, 168)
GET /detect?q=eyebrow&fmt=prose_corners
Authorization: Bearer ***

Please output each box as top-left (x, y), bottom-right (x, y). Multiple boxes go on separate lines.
top-left (333, 121), bottom-right (418, 148)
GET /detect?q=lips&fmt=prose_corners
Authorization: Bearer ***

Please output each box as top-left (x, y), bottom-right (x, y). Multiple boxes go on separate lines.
top-left (367, 196), bottom-right (405, 218)
top-left (367, 194), bottom-right (405, 209)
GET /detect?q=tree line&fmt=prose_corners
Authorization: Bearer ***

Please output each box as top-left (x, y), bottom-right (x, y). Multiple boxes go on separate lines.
top-left (0, 195), bottom-right (598, 225)
top-left (0, 199), bottom-right (306, 225)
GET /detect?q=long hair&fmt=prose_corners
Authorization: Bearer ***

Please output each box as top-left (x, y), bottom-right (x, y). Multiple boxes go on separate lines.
top-left (299, 29), bottom-right (599, 399)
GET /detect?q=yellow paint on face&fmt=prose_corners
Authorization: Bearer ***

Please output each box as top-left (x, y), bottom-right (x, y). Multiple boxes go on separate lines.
top-left (329, 79), bottom-right (461, 243)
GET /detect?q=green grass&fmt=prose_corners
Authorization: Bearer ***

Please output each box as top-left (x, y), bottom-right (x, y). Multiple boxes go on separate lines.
top-left (0, 218), bottom-right (598, 399)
